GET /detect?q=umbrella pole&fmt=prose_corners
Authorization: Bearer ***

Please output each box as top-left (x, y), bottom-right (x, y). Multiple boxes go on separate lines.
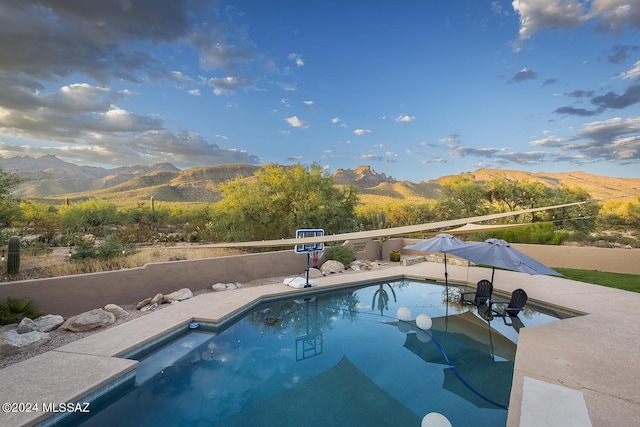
top-left (444, 253), bottom-right (449, 303)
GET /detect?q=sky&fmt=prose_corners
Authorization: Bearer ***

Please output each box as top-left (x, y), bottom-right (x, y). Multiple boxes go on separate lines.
top-left (0, 0), bottom-right (639, 183)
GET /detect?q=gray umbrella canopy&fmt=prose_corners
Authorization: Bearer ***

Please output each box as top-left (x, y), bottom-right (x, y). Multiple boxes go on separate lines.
top-left (404, 234), bottom-right (468, 298)
top-left (443, 238), bottom-right (561, 282)
top-left (403, 233), bottom-right (467, 253)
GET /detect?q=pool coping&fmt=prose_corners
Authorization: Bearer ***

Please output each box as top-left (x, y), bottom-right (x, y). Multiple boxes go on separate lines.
top-left (0, 261), bottom-right (639, 426)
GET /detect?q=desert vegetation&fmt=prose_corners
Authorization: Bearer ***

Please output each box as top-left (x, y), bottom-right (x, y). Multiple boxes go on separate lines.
top-left (1, 164), bottom-right (639, 282)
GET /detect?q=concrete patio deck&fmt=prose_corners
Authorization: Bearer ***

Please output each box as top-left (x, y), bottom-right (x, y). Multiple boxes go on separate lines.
top-left (1, 261), bottom-right (638, 426)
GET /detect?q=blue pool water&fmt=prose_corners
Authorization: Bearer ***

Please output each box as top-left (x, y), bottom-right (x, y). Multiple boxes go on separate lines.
top-left (70, 280), bottom-right (569, 427)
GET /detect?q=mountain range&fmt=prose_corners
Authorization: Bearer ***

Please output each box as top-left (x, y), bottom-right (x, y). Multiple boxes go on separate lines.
top-left (2, 155), bottom-right (639, 205)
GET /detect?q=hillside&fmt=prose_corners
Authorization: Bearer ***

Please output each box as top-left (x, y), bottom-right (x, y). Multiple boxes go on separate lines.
top-left (438, 169), bottom-right (640, 202)
top-left (4, 155), bottom-right (639, 205)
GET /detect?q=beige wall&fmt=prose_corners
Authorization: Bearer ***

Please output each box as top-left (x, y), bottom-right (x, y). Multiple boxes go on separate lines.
top-left (0, 250), bottom-right (308, 317)
top-left (1, 239), bottom-right (637, 318)
top-left (403, 238), bottom-right (640, 275)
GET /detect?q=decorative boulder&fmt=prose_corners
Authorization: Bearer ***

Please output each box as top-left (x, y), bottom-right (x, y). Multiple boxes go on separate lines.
top-left (308, 268), bottom-right (323, 279)
top-left (212, 283), bottom-right (239, 291)
top-left (163, 288), bottom-right (193, 303)
top-left (62, 309), bottom-right (116, 332)
top-left (104, 304), bottom-right (129, 318)
top-left (0, 330), bottom-right (50, 356)
top-left (140, 303), bottom-right (158, 312)
top-left (0, 324), bottom-right (17, 334)
top-left (320, 260), bottom-right (345, 275)
top-left (34, 314), bottom-right (65, 332)
top-left (349, 260), bottom-right (371, 271)
top-left (150, 293), bottom-right (164, 305)
top-left (212, 283), bottom-right (227, 291)
top-left (17, 318), bottom-right (38, 334)
top-left (136, 297), bottom-right (152, 310)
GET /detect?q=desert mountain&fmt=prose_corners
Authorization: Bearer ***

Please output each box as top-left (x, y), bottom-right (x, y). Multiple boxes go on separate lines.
top-left (3, 155), bottom-right (638, 205)
top-left (439, 169), bottom-right (640, 202)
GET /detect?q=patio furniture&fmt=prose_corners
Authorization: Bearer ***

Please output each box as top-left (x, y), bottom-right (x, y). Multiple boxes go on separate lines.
top-left (490, 288), bottom-right (528, 324)
top-left (460, 279), bottom-right (493, 306)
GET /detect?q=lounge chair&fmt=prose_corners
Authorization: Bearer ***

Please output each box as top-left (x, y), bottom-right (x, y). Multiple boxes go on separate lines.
top-left (490, 288), bottom-right (528, 328)
top-left (460, 279), bottom-right (493, 306)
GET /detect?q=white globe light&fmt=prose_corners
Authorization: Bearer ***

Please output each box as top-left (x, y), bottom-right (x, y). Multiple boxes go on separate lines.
top-left (416, 313), bottom-right (433, 330)
top-left (422, 412), bottom-right (452, 427)
top-left (397, 306), bottom-right (412, 321)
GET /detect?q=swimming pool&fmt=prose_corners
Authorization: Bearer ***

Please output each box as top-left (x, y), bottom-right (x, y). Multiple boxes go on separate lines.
top-left (68, 280), bottom-right (569, 427)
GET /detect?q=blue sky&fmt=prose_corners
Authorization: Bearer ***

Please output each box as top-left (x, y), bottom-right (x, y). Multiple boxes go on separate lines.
top-left (0, 1), bottom-right (639, 182)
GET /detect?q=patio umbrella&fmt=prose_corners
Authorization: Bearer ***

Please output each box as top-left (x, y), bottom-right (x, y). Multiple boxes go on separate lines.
top-left (404, 234), bottom-right (467, 297)
top-left (442, 238), bottom-right (561, 283)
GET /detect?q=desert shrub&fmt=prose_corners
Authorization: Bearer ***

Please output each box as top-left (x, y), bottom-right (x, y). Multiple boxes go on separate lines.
top-left (325, 244), bottom-right (356, 265)
top-left (69, 235), bottom-right (133, 261)
top-left (477, 223), bottom-right (569, 245)
top-left (0, 297), bottom-right (44, 326)
top-left (24, 240), bottom-right (53, 256)
top-left (96, 235), bottom-right (127, 259)
top-left (68, 236), bottom-right (97, 261)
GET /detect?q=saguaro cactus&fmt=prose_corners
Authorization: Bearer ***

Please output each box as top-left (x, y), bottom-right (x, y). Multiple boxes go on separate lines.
top-left (7, 236), bottom-right (20, 276)
top-left (150, 196), bottom-right (155, 215)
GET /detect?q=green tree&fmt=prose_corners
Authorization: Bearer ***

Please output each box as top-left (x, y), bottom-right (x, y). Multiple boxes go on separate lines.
top-left (215, 164), bottom-right (358, 241)
top-left (0, 166), bottom-right (20, 227)
top-left (486, 178), bottom-right (547, 213)
top-left (439, 175), bottom-right (488, 217)
top-left (59, 199), bottom-right (118, 235)
top-left (19, 201), bottom-right (58, 241)
top-left (541, 185), bottom-right (599, 236)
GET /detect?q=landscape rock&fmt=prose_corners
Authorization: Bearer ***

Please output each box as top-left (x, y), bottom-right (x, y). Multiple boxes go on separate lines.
top-left (17, 318), bottom-right (38, 334)
top-left (308, 268), bottom-right (323, 278)
top-left (104, 304), bottom-right (129, 318)
top-left (62, 309), bottom-right (116, 332)
top-left (0, 324), bottom-right (17, 334)
top-left (0, 330), bottom-right (50, 356)
top-left (34, 314), bottom-right (65, 332)
top-left (140, 303), bottom-right (158, 312)
top-left (136, 297), bottom-right (152, 309)
top-left (349, 260), bottom-right (371, 271)
top-left (150, 293), bottom-right (164, 305)
top-left (212, 282), bottom-right (240, 291)
top-left (320, 260), bottom-right (345, 274)
top-left (212, 283), bottom-right (227, 291)
top-left (163, 288), bottom-right (193, 302)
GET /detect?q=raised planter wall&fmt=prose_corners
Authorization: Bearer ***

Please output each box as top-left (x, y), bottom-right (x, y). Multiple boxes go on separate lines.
top-left (0, 250), bottom-right (308, 317)
top-left (1, 239), bottom-right (637, 318)
top-left (403, 238), bottom-right (640, 275)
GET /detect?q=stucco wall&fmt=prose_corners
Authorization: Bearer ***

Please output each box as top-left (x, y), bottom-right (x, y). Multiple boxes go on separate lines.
top-left (403, 238), bottom-right (640, 275)
top-left (0, 250), bottom-right (308, 317)
top-left (1, 239), bottom-right (637, 318)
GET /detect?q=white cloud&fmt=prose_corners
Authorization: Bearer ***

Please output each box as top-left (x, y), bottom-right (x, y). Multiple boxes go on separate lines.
top-left (616, 60), bottom-right (640, 79)
top-left (303, 100), bottom-right (314, 105)
top-left (187, 89), bottom-right (201, 96)
top-left (207, 75), bottom-right (252, 95)
top-left (331, 117), bottom-right (341, 123)
top-left (512, 0), bottom-right (640, 48)
top-left (531, 135), bottom-right (565, 147)
top-left (395, 114), bottom-right (415, 122)
top-left (353, 129), bottom-right (372, 136)
top-left (285, 116), bottom-right (309, 128)
top-left (288, 53), bottom-right (304, 67)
